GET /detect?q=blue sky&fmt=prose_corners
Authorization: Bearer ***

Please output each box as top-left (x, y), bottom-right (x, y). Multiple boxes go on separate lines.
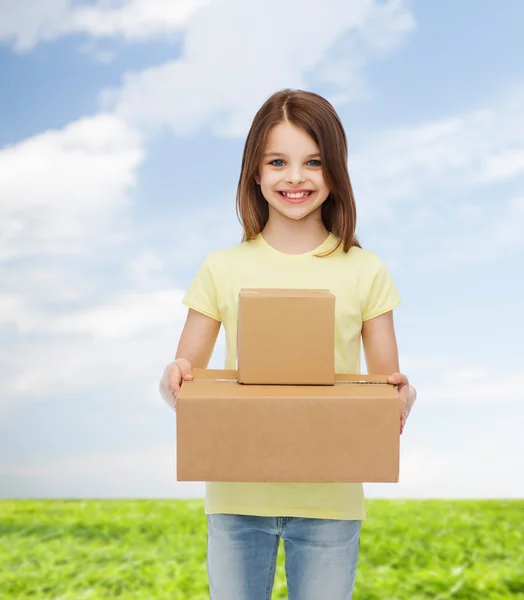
top-left (1, 0), bottom-right (523, 499)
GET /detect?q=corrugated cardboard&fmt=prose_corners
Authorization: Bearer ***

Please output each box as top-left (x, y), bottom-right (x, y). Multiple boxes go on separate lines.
top-left (176, 369), bottom-right (400, 483)
top-left (237, 289), bottom-right (335, 385)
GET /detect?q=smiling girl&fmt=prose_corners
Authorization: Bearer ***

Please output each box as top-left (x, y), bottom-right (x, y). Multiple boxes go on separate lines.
top-left (160, 89), bottom-right (416, 599)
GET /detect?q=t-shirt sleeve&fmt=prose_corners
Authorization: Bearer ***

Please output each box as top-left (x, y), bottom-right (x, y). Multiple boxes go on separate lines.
top-left (361, 256), bottom-right (401, 321)
top-left (182, 255), bottom-right (221, 322)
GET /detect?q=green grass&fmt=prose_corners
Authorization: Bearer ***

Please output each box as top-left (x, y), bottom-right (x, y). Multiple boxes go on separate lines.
top-left (0, 499), bottom-right (522, 599)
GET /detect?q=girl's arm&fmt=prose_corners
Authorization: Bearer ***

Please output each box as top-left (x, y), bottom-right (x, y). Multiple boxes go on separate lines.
top-left (176, 308), bottom-right (221, 367)
top-left (362, 310), bottom-right (416, 433)
top-left (159, 308), bottom-right (221, 405)
top-left (361, 310), bottom-right (399, 375)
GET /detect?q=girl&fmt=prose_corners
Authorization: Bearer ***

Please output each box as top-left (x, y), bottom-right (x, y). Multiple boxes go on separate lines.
top-left (160, 89), bottom-right (416, 600)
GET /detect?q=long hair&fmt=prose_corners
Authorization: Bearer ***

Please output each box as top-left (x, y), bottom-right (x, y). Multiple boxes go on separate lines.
top-left (236, 89), bottom-right (361, 254)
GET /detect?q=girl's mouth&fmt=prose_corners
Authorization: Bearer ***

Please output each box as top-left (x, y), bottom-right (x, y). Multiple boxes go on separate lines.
top-left (278, 191), bottom-right (314, 203)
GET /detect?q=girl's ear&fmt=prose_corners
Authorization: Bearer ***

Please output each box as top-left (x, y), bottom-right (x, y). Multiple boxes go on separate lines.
top-left (254, 173), bottom-right (260, 185)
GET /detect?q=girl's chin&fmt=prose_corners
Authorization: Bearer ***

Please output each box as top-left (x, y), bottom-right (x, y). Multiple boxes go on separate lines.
top-left (268, 203), bottom-right (321, 221)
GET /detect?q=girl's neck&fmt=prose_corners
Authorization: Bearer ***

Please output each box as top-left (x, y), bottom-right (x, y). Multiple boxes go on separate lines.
top-left (261, 210), bottom-right (329, 255)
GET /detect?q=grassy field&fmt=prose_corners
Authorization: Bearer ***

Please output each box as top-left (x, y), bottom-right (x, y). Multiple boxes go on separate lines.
top-left (0, 499), bottom-right (522, 599)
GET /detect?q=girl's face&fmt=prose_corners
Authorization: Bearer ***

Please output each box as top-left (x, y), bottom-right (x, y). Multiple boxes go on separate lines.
top-left (255, 121), bottom-right (330, 222)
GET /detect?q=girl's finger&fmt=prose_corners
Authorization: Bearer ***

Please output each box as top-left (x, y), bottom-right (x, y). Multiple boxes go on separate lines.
top-left (388, 375), bottom-right (409, 389)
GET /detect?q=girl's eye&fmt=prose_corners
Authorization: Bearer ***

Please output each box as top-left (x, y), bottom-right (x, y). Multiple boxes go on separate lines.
top-left (269, 159), bottom-right (322, 167)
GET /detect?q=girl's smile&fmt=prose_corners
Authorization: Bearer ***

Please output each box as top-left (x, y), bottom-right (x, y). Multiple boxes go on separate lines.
top-left (277, 190), bottom-right (315, 203)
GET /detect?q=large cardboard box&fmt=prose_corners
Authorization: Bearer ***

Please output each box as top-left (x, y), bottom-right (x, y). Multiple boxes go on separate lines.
top-left (237, 289), bottom-right (335, 385)
top-left (176, 369), bottom-right (400, 483)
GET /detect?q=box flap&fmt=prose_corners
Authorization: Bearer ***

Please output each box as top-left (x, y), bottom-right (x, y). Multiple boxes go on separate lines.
top-left (192, 368), bottom-right (237, 380)
top-left (335, 374), bottom-right (388, 384)
top-left (239, 288), bottom-right (334, 298)
top-left (192, 369), bottom-right (388, 385)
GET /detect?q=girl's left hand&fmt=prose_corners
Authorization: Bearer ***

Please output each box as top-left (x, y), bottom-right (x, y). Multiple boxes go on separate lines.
top-left (386, 372), bottom-right (417, 434)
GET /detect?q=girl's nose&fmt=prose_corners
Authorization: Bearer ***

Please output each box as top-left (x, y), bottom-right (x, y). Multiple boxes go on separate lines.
top-left (286, 168), bottom-right (306, 185)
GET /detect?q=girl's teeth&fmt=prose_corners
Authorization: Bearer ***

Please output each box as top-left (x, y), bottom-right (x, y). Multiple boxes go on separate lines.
top-left (282, 192), bottom-right (310, 198)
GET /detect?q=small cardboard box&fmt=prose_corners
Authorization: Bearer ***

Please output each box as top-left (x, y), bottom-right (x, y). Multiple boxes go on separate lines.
top-left (176, 369), bottom-right (400, 483)
top-left (237, 289), bottom-right (335, 385)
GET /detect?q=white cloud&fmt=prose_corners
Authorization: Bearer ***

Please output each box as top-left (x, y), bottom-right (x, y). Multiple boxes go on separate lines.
top-left (69, 0), bottom-right (214, 41)
top-left (366, 443), bottom-right (524, 499)
top-left (0, 289), bottom-right (188, 404)
top-left (0, 111), bottom-right (152, 420)
top-left (0, 446), bottom-right (175, 479)
top-left (0, 334), bottom-right (175, 401)
top-left (0, 446), bottom-right (206, 499)
top-left (0, 0), bottom-right (68, 51)
top-left (0, 0), bottom-right (212, 51)
top-left (492, 196), bottom-right (524, 248)
top-left (125, 251), bottom-right (166, 286)
top-left (107, 0), bottom-right (414, 137)
top-left (0, 265), bottom-right (97, 304)
top-left (412, 195), bottom-right (524, 268)
top-left (397, 360), bottom-right (524, 408)
top-left (0, 113), bottom-right (143, 260)
top-left (366, 363), bottom-right (524, 498)
top-left (425, 371), bottom-right (524, 405)
top-left (478, 149), bottom-right (524, 183)
top-left (0, 289), bottom-right (185, 338)
top-left (0, 286), bottom-right (227, 417)
top-left (350, 89), bottom-right (524, 220)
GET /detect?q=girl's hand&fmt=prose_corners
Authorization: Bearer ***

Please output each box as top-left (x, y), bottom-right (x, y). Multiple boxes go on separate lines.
top-left (160, 358), bottom-right (194, 411)
top-left (386, 372), bottom-right (417, 434)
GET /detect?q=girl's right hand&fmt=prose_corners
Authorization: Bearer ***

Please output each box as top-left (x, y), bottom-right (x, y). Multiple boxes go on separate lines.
top-left (160, 358), bottom-right (194, 410)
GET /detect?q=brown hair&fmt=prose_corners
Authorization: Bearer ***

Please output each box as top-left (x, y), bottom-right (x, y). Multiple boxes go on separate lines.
top-left (236, 89), bottom-right (361, 254)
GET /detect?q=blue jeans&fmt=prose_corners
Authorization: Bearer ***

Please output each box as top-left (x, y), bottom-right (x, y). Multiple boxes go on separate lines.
top-left (207, 514), bottom-right (361, 599)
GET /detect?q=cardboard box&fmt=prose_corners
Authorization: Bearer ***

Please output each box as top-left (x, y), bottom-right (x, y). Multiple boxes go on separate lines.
top-left (237, 289), bottom-right (335, 385)
top-left (176, 369), bottom-right (400, 483)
